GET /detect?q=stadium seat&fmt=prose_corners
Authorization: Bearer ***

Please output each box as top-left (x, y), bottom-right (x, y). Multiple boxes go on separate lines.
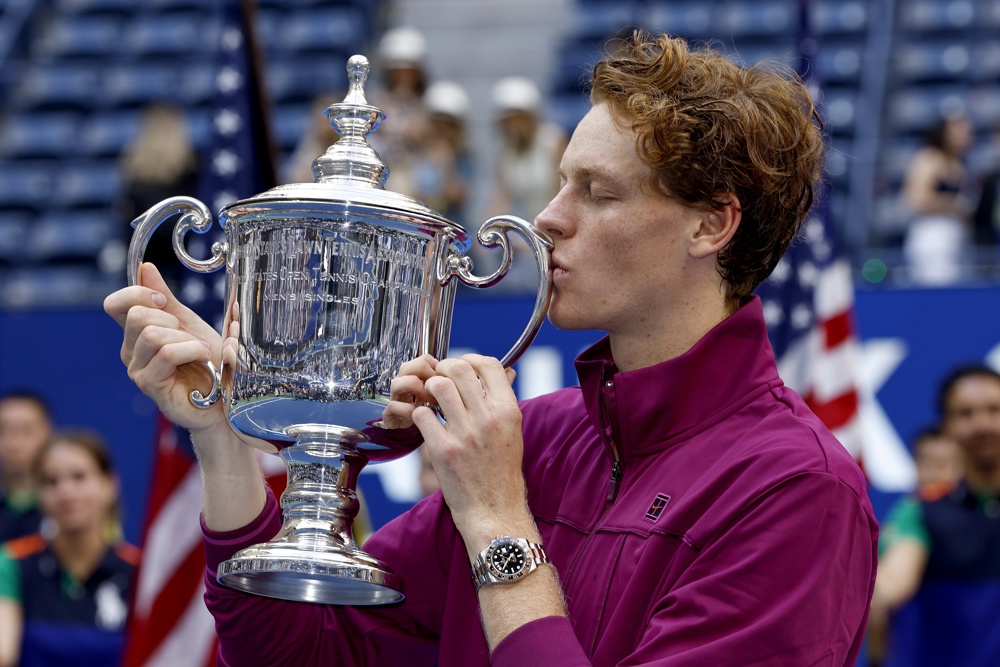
top-left (15, 63), bottom-right (100, 111)
top-left (25, 209), bottom-right (119, 264)
top-left (813, 40), bottom-right (864, 84)
top-left (123, 12), bottom-right (216, 57)
top-left (101, 64), bottom-right (183, 108)
top-left (552, 40), bottom-right (603, 94)
top-left (0, 265), bottom-right (119, 307)
top-left (266, 56), bottom-right (349, 105)
top-left (967, 86), bottom-right (1000, 127)
top-left (812, 0), bottom-right (869, 35)
top-left (896, 0), bottom-right (976, 33)
top-left (885, 84), bottom-right (968, 134)
top-left (78, 110), bottom-right (143, 157)
top-left (54, 160), bottom-right (122, 209)
top-left (717, 0), bottom-right (797, 38)
top-left (641, 3), bottom-right (714, 40)
top-left (892, 39), bottom-right (972, 82)
top-left (272, 103), bottom-right (310, 153)
top-left (0, 113), bottom-right (79, 159)
top-left (55, 0), bottom-right (133, 17)
top-left (276, 8), bottom-right (367, 55)
top-left (970, 38), bottom-right (1000, 81)
top-left (0, 162), bottom-right (56, 212)
top-left (570, 1), bottom-right (637, 42)
top-left (34, 15), bottom-right (121, 59)
top-left (0, 213), bottom-right (29, 265)
top-left (821, 87), bottom-right (858, 136)
top-left (549, 91), bottom-right (590, 136)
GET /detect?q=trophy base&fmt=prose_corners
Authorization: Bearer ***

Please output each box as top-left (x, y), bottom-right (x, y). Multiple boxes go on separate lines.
top-left (217, 540), bottom-right (403, 605)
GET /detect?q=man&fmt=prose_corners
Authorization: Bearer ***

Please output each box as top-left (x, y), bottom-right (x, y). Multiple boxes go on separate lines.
top-left (0, 391), bottom-right (52, 543)
top-left (105, 33), bottom-right (876, 666)
top-left (870, 366), bottom-right (1000, 667)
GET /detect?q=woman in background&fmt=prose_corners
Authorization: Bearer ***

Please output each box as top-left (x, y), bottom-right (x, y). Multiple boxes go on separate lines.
top-left (902, 111), bottom-right (975, 285)
top-left (0, 431), bottom-right (138, 667)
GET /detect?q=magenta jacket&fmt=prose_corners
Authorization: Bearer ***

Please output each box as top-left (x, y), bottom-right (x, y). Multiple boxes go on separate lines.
top-left (203, 297), bottom-right (878, 666)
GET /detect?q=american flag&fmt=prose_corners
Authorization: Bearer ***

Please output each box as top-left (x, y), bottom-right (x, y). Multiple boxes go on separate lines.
top-left (123, 2), bottom-right (281, 665)
top-left (755, 0), bottom-right (863, 460)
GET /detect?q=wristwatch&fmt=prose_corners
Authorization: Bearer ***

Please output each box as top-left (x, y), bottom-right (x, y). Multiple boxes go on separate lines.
top-left (471, 536), bottom-right (549, 591)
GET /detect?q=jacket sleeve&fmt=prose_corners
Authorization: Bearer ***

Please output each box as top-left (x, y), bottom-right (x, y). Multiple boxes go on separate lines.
top-left (491, 472), bottom-right (877, 667)
top-left (202, 487), bottom-right (453, 667)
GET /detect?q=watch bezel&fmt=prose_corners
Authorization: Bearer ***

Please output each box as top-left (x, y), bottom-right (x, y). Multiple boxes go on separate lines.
top-left (485, 537), bottom-right (531, 582)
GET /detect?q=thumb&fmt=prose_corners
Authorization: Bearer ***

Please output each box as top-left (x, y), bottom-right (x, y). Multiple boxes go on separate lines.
top-left (138, 262), bottom-right (172, 297)
top-left (505, 368), bottom-right (516, 386)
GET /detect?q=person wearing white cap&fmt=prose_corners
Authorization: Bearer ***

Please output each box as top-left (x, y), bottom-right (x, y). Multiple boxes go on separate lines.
top-left (369, 26), bottom-right (431, 197)
top-left (407, 80), bottom-right (474, 225)
top-left (490, 76), bottom-right (567, 224)
top-left (489, 76), bottom-right (567, 292)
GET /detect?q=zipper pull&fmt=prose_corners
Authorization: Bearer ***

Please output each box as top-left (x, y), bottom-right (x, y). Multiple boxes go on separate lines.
top-left (607, 460), bottom-right (622, 502)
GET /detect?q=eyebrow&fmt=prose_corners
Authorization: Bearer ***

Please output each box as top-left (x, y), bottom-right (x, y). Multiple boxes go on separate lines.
top-left (560, 165), bottom-right (624, 186)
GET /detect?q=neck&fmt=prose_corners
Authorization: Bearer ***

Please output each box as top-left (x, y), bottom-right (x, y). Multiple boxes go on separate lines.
top-left (51, 527), bottom-right (109, 582)
top-left (609, 288), bottom-right (732, 372)
top-left (965, 464), bottom-right (1000, 495)
top-left (1, 470), bottom-right (35, 500)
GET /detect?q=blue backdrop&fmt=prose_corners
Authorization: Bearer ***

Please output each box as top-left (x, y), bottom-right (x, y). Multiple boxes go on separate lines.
top-left (1, 285), bottom-right (999, 541)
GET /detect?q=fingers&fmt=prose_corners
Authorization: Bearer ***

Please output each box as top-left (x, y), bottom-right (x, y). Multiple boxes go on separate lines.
top-left (381, 355), bottom-right (439, 429)
top-left (129, 325), bottom-right (210, 375)
top-left (434, 355), bottom-right (515, 408)
top-left (104, 285), bottom-right (167, 329)
top-left (122, 306), bottom-right (181, 366)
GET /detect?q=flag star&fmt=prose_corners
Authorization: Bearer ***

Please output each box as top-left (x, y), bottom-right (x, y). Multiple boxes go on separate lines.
top-left (812, 239), bottom-right (832, 262)
top-left (216, 66), bottom-right (243, 94)
top-left (214, 108), bottom-right (242, 136)
top-left (181, 276), bottom-right (207, 305)
top-left (798, 261), bottom-right (819, 286)
top-left (762, 299), bottom-right (785, 326)
top-left (213, 149), bottom-right (239, 176)
top-left (769, 258), bottom-right (790, 283)
top-left (214, 191), bottom-right (237, 211)
top-left (221, 27), bottom-right (242, 51)
top-left (804, 217), bottom-right (825, 242)
top-left (791, 304), bottom-right (813, 330)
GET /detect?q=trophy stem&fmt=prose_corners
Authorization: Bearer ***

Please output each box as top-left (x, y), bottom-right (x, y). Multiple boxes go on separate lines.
top-left (216, 425), bottom-right (404, 605)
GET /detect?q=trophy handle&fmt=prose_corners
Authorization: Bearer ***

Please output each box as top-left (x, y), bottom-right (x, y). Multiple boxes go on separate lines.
top-left (126, 196), bottom-right (227, 409)
top-left (445, 215), bottom-right (553, 368)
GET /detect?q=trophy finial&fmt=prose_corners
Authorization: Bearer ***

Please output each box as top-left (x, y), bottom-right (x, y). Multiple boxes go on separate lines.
top-left (344, 55), bottom-right (370, 106)
top-left (310, 54), bottom-right (388, 188)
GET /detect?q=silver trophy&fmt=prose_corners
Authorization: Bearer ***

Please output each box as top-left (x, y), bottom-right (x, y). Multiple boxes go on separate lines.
top-left (126, 55), bottom-right (551, 605)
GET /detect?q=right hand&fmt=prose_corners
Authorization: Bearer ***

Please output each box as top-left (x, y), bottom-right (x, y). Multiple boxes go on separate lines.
top-left (104, 262), bottom-right (226, 434)
top-left (380, 354), bottom-right (440, 430)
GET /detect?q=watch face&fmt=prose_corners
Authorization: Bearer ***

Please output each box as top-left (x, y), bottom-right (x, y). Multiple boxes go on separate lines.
top-left (488, 540), bottom-right (527, 579)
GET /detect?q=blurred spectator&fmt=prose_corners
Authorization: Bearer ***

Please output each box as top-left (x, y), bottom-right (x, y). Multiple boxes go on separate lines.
top-left (901, 112), bottom-right (975, 285)
top-left (483, 76), bottom-right (567, 293)
top-left (280, 93), bottom-right (343, 185)
top-left (115, 103), bottom-right (201, 289)
top-left (369, 26), bottom-right (430, 197)
top-left (0, 430), bottom-right (138, 667)
top-left (408, 80), bottom-right (474, 225)
top-left (868, 366), bottom-right (1000, 667)
top-left (912, 425), bottom-right (964, 492)
top-left (972, 123), bottom-right (1000, 249)
top-left (0, 392), bottom-right (52, 543)
top-left (489, 76), bottom-right (567, 222)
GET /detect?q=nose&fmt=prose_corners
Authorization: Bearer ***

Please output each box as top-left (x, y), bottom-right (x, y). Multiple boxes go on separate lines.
top-left (534, 187), bottom-right (572, 240)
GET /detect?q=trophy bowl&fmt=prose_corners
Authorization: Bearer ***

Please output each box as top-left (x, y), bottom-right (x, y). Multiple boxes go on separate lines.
top-left (125, 55), bottom-right (551, 605)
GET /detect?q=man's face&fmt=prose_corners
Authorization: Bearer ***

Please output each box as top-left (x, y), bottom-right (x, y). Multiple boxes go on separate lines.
top-left (535, 104), bottom-right (703, 336)
top-left (942, 375), bottom-right (1000, 473)
top-left (0, 398), bottom-right (51, 476)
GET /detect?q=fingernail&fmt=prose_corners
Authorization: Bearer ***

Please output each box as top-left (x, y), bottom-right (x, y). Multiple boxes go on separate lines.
top-left (151, 292), bottom-right (167, 307)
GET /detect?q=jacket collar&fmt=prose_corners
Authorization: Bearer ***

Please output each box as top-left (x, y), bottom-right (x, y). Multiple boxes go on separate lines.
top-left (574, 297), bottom-right (783, 459)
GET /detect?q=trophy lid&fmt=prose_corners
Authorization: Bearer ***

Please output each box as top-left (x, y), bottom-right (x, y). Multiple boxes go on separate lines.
top-left (222, 55), bottom-right (458, 232)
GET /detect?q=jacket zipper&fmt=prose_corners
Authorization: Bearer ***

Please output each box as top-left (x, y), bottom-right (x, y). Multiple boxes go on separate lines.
top-left (599, 368), bottom-right (623, 503)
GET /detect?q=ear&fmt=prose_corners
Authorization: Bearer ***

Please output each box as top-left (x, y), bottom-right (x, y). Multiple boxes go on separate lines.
top-left (690, 196), bottom-right (741, 259)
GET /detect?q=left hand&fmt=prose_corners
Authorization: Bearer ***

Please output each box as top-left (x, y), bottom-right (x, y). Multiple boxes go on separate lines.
top-left (411, 354), bottom-right (527, 544)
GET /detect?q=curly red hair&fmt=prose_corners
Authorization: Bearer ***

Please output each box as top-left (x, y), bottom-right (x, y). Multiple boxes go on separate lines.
top-left (590, 32), bottom-right (825, 310)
